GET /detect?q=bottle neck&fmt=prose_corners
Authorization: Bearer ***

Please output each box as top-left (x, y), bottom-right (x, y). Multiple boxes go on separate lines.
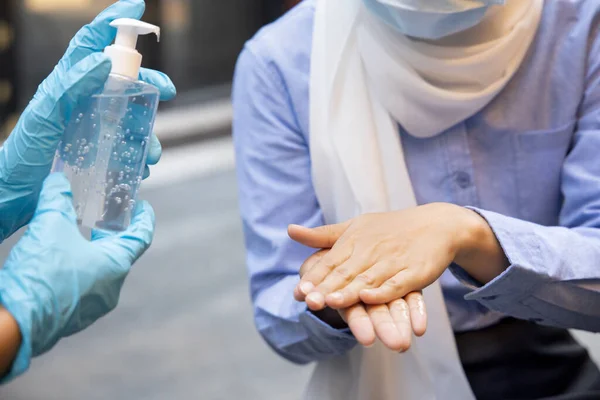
top-left (104, 45), bottom-right (142, 80)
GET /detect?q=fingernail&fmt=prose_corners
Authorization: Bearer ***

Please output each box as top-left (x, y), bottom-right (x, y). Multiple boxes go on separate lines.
top-left (300, 282), bottom-right (314, 295)
top-left (306, 292), bottom-right (324, 306)
top-left (328, 292), bottom-right (344, 303)
top-left (365, 343), bottom-right (374, 349)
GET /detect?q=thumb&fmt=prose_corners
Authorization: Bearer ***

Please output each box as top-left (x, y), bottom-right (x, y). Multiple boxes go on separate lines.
top-left (31, 173), bottom-right (78, 227)
top-left (146, 133), bottom-right (162, 166)
top-left (1, 53), bottom-right (111, 179)
top-left (93, 201), bottom-right (155, 266)
top-left (288, 221), bottom-right (351, 249)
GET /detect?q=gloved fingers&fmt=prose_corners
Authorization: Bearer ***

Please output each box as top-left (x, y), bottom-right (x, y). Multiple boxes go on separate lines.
top-left (32, 173), bottom-right (78, 227)
top-left (25, 53), bottom-right (111, 146)
top-left (139, 68), bottom-right (177, 101)
top-left (93, 200), bottom-right (155, 265)
top-left (143, 165), bottom-right (151, 179)
top-left (138, 69), bottom-right (173, 168)
top-left (146, 133), bottom-right (162, 166)
top-left (61, 0), bottom-right (146, 69)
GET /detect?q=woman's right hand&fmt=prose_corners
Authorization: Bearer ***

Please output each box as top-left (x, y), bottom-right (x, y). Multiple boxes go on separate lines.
top-left (294, 249), bottom-right (428, 352)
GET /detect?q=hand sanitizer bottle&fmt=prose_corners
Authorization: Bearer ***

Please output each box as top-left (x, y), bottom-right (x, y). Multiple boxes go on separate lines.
top-left (52, 19), bottom-right (161, 231)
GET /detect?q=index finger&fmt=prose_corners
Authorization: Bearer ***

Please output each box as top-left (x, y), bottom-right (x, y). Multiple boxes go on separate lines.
top-left (294, 249), bottom-right (329, 301)
top-left (299, 249), bottom-right (329, 278)
top-left (92, 200), bottom-right (155, 266)
top-left (61, 0), bottom-right (146, 69)
top-left (302, 248), bottom-right (352, 310)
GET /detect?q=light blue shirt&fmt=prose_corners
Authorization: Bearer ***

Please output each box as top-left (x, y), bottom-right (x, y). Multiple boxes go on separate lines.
top-left (232, 0), bottom-right (600, 364)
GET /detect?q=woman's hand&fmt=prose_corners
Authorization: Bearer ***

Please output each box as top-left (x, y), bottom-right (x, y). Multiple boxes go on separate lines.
top-left (296, 249), bottom-right (427, 352)
top-left (290, 203), bottom-right (508, 311)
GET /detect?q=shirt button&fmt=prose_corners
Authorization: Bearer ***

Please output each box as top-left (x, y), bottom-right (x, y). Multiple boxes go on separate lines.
top-left (455, 171), bottom-right (472, 189)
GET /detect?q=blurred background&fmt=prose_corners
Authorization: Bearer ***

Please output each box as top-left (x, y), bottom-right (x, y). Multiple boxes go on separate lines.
top-left (0, 1), bottom-right (599, 399)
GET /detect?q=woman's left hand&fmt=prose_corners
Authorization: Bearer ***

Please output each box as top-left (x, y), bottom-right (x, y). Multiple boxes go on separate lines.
top-left (296, 249), bottom-right (428, 352)
top-left (290, 203), bottom-right (507, 311)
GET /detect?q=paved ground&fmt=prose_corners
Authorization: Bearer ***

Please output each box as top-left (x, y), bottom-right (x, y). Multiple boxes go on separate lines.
top-left (0, 138), bottom-right (599, 399)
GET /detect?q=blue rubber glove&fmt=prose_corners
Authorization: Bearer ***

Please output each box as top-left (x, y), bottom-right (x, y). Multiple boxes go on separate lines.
top-left (0, 173), bottom-right (154, 381)
top-left (0, 0), bottom-right (175, 243)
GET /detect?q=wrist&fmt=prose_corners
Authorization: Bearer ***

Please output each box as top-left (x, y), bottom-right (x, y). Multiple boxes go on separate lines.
top-left (453, 207), bottom-right (509, 284)
top-left (0, 273), bottom-right (32, 381)
top-left (0, 306), bottom-right (22, 379)
top-left (0, 269), bottom-right (40, 357)
top-left (454, 207), bottom-right (491, 258)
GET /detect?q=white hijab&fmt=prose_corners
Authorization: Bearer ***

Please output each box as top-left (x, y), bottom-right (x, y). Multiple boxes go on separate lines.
top-left (306, 0), bottom-right (543, 399)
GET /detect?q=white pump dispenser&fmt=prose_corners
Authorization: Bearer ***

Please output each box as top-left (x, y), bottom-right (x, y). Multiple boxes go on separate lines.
top-left (104, 18), bottom-right (160, 80)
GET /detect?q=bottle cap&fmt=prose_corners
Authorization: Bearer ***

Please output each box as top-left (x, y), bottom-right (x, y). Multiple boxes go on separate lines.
top-left (104, 18), bottom-right (160, 80)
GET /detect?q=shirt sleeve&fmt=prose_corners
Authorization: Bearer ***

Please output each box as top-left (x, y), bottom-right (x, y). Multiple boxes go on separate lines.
top-left (450, 28), bottom-right (600, 332)
top-left (232, 45), bottom-right (357, 364)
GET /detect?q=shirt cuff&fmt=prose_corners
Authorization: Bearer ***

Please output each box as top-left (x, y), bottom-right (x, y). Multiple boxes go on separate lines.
top-left (449, 207), bottom-right (549, 320)
top-left (299, 307), bottom-right (357, 356)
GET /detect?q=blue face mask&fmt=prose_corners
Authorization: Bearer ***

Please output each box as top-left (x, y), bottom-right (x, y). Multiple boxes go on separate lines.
top-left (363, 0), bottom-right (506, 40)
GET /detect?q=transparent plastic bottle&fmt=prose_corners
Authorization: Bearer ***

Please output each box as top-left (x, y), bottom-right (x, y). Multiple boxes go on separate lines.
top-left (52, 19), bottom-right (161, 231)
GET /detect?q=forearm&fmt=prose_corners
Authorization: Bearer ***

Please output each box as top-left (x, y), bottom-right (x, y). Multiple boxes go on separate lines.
top-left (450, 207), bottom-right (600, 331)
top-left (0, 306), bottom-right (21, 379)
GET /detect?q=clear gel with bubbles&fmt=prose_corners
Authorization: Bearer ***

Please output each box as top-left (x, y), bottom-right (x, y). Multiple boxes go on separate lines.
top-left (52, 74), bottom-right (160, 231)
top-left (52, 18), bottom-right (162, 231)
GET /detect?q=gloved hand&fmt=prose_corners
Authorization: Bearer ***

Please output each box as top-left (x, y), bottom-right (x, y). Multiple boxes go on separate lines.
top-left (0, 173), bottom-right (154, 380)
top-left (0, 0), bottom-right (175, 243)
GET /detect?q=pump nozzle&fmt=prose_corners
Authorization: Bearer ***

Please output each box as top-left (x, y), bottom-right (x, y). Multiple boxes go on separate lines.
top-left (104, 18), bottom-right (160, 80)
